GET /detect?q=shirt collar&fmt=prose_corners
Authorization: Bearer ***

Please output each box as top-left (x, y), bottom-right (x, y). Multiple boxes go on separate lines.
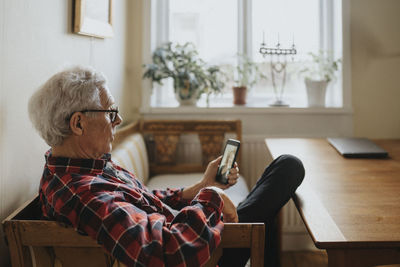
top-left (45, 149), bottom-right (111, 175)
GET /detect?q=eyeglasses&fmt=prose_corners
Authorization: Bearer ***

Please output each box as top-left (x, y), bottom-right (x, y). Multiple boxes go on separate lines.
top-left (80, 107), bottom-right (119, 123)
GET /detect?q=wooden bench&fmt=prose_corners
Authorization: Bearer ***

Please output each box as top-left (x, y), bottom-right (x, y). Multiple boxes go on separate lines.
top-left (111, 120), bottom-right (249, 207)
top-left (3, 119), bottom-right (265, 266)
top-left (113, 119), bottom-right (243, 174)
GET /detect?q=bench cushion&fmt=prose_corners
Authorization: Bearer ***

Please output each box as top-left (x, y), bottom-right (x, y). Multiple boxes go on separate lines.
top-left (112, 133), bottom-right (150, 184)
top-left (146, 173), bottom-right (249, 207)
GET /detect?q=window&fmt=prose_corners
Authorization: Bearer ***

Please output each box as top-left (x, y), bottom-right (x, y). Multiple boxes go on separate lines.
top-left (146, 0), bottom-right (343, 108)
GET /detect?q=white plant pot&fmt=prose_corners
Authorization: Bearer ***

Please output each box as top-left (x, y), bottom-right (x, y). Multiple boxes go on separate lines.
top-left (174, 79), bottom-right (199, 106)
top-left (175, 91), bottom-right (198, 106)
top-left (305, 79), bottom-right (329, 107)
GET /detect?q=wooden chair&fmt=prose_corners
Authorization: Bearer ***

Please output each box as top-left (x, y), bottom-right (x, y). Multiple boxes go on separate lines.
top-left (3, 197), bottom-right (265, 267)
top-left (3, 119), bottom-right (266, 266)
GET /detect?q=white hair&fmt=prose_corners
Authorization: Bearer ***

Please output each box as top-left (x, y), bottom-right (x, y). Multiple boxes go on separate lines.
top-left (28, 66), bottom-right (107, 146)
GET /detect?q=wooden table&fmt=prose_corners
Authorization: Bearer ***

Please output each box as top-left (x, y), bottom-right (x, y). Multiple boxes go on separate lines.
top-left (265, 138), bottom-right (400, 267)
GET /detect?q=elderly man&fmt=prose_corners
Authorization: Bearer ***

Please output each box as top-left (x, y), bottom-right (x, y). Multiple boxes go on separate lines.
top-left (29, 66), bottom-right (304, 267)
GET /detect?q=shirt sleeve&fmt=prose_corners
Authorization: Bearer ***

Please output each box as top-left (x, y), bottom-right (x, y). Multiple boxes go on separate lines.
top-left (46, 178), bottom-right (224, 267)
top-left (152, 187), bottom-right (192, 210)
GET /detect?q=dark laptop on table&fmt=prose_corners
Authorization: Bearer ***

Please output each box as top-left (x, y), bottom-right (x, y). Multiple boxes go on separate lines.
top-left (327, 137), bottom-right (389, 158)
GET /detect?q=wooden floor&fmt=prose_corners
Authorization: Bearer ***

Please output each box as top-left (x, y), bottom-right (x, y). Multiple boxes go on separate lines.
top-left (281, 251), bottom-right (328, 267)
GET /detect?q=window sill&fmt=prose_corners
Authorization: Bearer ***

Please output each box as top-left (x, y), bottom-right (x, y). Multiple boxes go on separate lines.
top-left (140, 106), bottom-right (353, 115)
top-left (140, 106), bottom-right (354, 137)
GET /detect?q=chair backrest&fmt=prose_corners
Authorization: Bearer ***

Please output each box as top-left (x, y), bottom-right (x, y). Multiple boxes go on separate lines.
top-left (3, 197), bottom-right (264, 267)
top-left (3, 196), bottom-right (111, 267)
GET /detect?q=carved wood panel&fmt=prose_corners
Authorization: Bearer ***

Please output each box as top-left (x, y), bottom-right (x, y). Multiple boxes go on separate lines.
top-left (198, 134), bottom-right (225, 165)
top-left (142, 120), bottom-right (237, 133)
top-left (153, 134), bottom-right (180, 164)
top-left (115, 120), bottom-right (241, 172)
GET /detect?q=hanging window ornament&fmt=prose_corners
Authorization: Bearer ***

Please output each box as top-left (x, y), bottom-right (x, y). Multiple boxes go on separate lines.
top-left (259, 33), bottom-right (297, 106)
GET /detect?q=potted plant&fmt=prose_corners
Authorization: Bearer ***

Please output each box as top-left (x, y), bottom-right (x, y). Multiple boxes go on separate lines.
top-left (143, 42), bottom-right (224, 106)
top-left (224, 54), bottom-right (268, 105)
top-left (226, 54), bottom-right (268, 105)
top-left (300, 51), bottom-right (341, 107)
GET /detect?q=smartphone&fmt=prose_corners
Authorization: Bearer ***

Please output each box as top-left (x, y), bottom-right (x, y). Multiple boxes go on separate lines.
top-left (216, 139), bottom-right (240, 184)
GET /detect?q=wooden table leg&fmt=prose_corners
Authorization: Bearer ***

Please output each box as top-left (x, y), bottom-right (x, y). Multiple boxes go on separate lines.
top-left (327, 248), bottom-right (400, 267)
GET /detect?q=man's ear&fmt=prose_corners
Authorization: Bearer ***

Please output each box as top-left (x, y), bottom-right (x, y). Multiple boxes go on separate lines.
top-left (69, 112), bottom-right (84, 135)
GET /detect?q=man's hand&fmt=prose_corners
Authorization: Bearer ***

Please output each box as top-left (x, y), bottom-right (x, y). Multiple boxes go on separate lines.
top-left (208, 186), bottom-right (238, 223)
top-left (201, 156), bottom-right (240, 190)
top-left (220, 192), bottom-right (239, 223)
top-left (181, 157), bottom-right (240, 201)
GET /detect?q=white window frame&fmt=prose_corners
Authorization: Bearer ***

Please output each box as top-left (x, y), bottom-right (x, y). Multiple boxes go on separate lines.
top-left (141, 0), bottom-right (352, 112)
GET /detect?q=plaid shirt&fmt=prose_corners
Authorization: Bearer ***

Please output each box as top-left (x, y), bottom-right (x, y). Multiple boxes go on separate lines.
top-left (39, 150), bottom-right (224, 267)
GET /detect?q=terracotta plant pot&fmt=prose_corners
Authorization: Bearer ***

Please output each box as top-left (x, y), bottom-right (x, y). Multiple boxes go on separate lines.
top-left (233, 86), bottom-right (247, 105)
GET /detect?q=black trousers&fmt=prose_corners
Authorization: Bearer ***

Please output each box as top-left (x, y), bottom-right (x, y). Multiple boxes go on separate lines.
top-left (218, 154), bottom-right (305, 267)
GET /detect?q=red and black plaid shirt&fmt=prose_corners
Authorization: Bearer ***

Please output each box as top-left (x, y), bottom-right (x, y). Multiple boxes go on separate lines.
top-left (40, 150), bottom-right (224, 266)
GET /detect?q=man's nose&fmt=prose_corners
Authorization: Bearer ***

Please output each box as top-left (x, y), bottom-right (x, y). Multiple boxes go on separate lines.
top-left (114, 113), bottom-right (123, 126)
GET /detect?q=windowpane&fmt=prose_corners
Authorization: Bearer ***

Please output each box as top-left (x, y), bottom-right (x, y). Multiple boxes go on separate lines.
top-left (251, 0), bottom-right (321, 107)
top-left (252, 0), bottom-right (320, 62)
top-left (169, 0), bottom-right (238, 64)
top-left (153, 0), bottom-right (238, 107)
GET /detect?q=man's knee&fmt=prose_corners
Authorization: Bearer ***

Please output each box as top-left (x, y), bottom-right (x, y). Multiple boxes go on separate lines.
top-left (276, 154), bottom-right (305, 188)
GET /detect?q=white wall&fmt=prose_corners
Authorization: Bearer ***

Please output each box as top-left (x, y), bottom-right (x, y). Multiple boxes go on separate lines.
top-left (351, 0), bottom-right (400, 138)
top-left (0, 0), bottom-right (128, 265)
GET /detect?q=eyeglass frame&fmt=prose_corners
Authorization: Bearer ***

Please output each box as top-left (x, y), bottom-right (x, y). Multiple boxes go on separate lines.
top-left (73, 108), bottom-right (120, 123)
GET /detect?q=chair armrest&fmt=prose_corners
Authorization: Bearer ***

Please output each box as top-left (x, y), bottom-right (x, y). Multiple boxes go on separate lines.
top-left (205, 223), bottom-right (265, 267)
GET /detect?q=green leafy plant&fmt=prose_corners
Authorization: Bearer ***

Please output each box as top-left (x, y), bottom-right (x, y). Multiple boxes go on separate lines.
top-left (143, 42), bottom-right (224, 102)
top-left (225, 54), bottom-right (268, 89)
top-left (300, 51), bottom-right (341, 82)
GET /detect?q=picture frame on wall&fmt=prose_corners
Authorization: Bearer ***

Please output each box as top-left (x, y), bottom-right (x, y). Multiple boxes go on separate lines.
top-left (74, 0), bottom-right (113, 38)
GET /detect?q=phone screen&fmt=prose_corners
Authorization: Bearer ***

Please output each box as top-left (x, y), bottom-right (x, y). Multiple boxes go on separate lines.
top-left (216, 139), bottom-right (240, 184)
